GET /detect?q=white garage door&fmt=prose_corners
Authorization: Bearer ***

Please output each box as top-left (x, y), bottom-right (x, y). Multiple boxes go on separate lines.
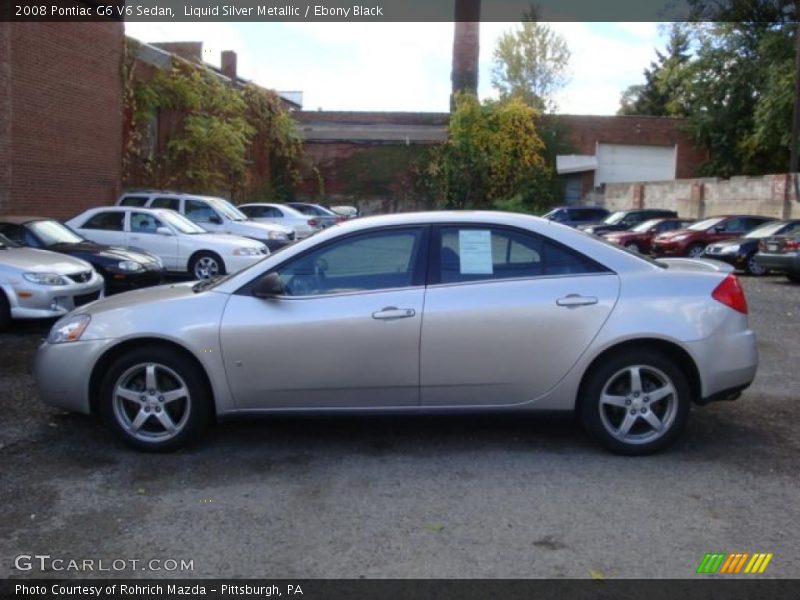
top-left (595, 143), bottom-right (676, 185)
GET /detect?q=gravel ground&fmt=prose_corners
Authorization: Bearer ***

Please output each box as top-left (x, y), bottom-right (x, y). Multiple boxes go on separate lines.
top-left (0, 275), bottom-right (798, 579)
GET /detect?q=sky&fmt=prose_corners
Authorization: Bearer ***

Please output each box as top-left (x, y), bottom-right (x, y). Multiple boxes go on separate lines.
top-left (124, 22), bottom-right (668, 115)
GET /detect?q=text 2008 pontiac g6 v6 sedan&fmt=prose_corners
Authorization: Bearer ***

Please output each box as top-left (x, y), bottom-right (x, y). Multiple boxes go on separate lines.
top-left (35, 212), bottom-right (758, 455)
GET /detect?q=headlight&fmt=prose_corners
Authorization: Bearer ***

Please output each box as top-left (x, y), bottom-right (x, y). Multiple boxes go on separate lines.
top-left (672, 235), bottom-right (689, 241)
top-left (117, 260), bottom-right (144, 272)
top-left (719, 245), bottom-right (740, 254)
top-left (23, 272), bottom-right (69, 286)
top-left (268, 231), bottom-right (288, 240)
top-left (233, 247), bottom-right (260, 256)
top-left (48, 314), bottom-right (91, 344)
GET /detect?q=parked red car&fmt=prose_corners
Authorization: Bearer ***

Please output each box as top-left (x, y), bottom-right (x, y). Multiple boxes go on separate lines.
top-left (602, 218), bottom-right (694, 254)
top-left (651, 215), bottom-right (772, 258)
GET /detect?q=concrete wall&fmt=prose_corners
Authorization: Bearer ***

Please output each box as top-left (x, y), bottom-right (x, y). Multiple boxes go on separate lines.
top-left (604, 174), bottom-right (799, 220)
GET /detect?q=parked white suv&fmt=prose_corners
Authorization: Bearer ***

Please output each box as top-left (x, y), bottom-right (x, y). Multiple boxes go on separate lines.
top-left (66, 207), bottom-right (268, 279)
top-left (116, 191), bottom-right (294, 251)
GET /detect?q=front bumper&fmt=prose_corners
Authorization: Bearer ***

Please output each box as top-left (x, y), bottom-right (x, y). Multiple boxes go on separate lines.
top-left (104, 267), bottom-right (165, 293)
top-left (651, 241), bottom-right (688, 256)
top-left (36, 338), bottom-right (116, 414)
top-left (226, 253), bottom-right (267, 274)
top-left (754, 252), bottom-right (800, 275)
top-left (4, 276), bottom-right (105, 320)
top-left (702, 251), bottom-right (747, 269)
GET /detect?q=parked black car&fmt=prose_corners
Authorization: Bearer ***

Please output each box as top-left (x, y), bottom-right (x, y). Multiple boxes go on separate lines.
top-left (0, 216), bottom-right (165, 293)
top-left (754, 231), bottom-right (800, 283)
top-left (579, 208), bottom-right (678, 235)
top-left (542, 206), bottom-right (610, 228)
top-left (703, 219), bottom-right (800, 275)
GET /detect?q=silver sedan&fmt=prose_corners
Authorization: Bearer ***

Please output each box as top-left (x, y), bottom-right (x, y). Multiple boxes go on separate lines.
top-left (35, 212), bottom-right (758, 455)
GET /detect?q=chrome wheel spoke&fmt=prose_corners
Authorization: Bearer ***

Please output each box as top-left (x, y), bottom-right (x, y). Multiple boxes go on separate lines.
top-left (642, 410), bottom-right (663, 432)
top-left (629, 367), bottom-right (643, 395)
top-left (130, 409), bottom-right (149, 431)
top-left (116, 387), bottom-right (144, 404)
top-left (647, 384), bottom-right (674, 404)
top-left (161, 387), bottom-right (188, 404)
top-left (616, 412), bottom-right (637, 437)
top-left (156, 410), bottom-right (177, 433)
top-left (145, 364), bottom-right (158, 391)
top-left (601, 393), bottom-right (629, 408)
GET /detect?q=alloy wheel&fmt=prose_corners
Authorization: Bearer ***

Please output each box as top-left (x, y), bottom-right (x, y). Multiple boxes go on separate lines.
top-left (194, 256), bottom-right (220, 279)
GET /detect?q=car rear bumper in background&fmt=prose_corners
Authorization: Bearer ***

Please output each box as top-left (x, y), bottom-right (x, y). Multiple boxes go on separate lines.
top-left (754, 252), bottom-right (800, 274)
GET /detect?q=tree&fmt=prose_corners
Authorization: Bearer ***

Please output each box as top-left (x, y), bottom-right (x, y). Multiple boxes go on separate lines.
top-left (429, 93), bottom-right (552, 211)
top-left (491, 13), bottom-right (570, 112)
top-left (618, 23), bottom-right (692, 117)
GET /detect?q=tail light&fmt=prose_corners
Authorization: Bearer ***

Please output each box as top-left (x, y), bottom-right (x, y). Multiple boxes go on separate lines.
top-left (307, 219), bottom-right (319, 228)
top-left (784, 238), bottom-right (800, 251)
top-left (712, 274), bottom-right (748, 314)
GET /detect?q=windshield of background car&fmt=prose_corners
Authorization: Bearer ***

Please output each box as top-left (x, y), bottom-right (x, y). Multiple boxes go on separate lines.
top-left (206, 197), bottom-right (248, 222)
top-left (631, 219), bottom-right (661, 233)
top-left (158, 210), bottom-right (208, 234)
top-left (28, 220), bottom-right (84, 246)
top-left (688, 217), bottom-right (724, 231)
top-left (743, 220), bottom-right (786, 238)
top-left (604, 211), bottom-right (627, 225)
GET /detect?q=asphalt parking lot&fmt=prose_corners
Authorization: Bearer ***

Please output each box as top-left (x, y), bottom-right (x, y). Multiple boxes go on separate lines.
top-left (1, 275), bottom-right (798, 579)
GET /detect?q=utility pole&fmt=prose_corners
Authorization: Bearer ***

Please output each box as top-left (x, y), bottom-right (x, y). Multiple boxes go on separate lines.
top-left (450, 0), bottom-right (481, 111)
top-left (789, 19), bottom-right (800, 216)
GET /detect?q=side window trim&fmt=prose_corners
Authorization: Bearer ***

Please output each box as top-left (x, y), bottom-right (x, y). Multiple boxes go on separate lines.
top-left (427, 223), bottom-right (611, 287)
top-left (234, 225), bottom-right (431, 298)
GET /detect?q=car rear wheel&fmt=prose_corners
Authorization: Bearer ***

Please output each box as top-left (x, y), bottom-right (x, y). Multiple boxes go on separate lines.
top-left (99, 346), bottom-right (211, 452)
top-left (687, 243), bottom-right (706, 258)
top-left (579, 349), bottom-right (690, 455)
top-left (745, 253), bottom-right (767, 276)
top-left (190, 252), bottom-right (225, 280)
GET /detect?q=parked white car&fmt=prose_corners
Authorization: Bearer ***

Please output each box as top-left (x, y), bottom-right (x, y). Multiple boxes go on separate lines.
top-left (0, 233), bottom-right (104, 326)
top-left (116, 192), bottom-right (294, 251)
top-left (238, 203), bottom-right (321, 239)
top-left (66, 207), bottom-right (268, 280)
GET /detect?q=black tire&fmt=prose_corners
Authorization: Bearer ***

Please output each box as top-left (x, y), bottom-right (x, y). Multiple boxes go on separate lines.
top-left (787, 273), bottom-right (800, 284)
top-left (98, 346), bottom-right (211, 452)
top-left (189, 252), bottom-right (225, 280)
top-left (687, 243), bottom-right (706, 258)
top-left (579, 349), bottom-right (691, 456)
top-left (0, 290), bottom-right (10, 329)
top-left (744, 252), bottom-right (767, 276)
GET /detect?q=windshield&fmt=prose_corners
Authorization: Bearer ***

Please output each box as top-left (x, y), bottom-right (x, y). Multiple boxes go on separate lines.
top-left (27, 220), bottom-right (84, 246)
top-left (158, 210), bottom-right (208, 234)
top-left (603, 211), bottom-right (628, 225)
top-left (744, 221), bottom-right (783, 239)
top-left (688, 217), bottom-right (724, 231)
top-left (631, 219), bottom-right (661, 233)
top-left (205, 197), bottom-right (248, 222)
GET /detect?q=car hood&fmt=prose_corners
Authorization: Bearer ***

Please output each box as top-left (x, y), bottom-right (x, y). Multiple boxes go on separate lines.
top-left (0, 246), bottom-right (93, 273)
top-left (78, 280), bottom-right (202, 316)
top-left (48, 241), bottom-right (158, 263)
top-left (655, 229), bottom-right (694, 241)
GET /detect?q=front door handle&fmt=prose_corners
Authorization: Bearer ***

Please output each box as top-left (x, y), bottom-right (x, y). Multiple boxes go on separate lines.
top-left (556, 294), bottom-right (598, 307)
top-left (372, 306), bottom-right (416, 320)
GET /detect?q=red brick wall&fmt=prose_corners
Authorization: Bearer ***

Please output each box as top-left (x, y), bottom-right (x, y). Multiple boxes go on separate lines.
top-left (1, 22), bottom-right (124, 219)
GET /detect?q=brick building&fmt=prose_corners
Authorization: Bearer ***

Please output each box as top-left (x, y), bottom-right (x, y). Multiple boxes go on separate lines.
top-left (0, 22), bottom-right (124, 219)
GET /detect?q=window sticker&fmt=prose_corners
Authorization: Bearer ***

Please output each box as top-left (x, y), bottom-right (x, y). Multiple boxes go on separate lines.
top-left (458, 230), bottom-right (493, 274)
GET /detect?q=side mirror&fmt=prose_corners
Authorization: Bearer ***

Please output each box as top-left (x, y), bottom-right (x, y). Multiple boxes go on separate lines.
top-left (156, 227), bottom-right (172, 236)
top-left (252, 272), bottom-right (284, 298)
top-left (209, 214), bottom-right (223, 225)
top-left (713, 225), bottom-right (725, 233)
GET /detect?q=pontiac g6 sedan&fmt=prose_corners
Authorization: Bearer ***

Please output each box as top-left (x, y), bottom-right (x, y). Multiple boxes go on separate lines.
top-left (36, 212), bottom-right (758, 455)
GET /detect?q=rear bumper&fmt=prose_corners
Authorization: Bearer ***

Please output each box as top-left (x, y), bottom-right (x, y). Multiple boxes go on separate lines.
top-left (754, 252), bottom-right (800, 274)
top-left (686, 328), bottom-right (758, 401)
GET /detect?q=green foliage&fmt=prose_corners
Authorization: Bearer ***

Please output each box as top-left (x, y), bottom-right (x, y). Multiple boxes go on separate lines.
top-left (491, 12), bottom-right (571, 113)
top-left (429, 93), bottom-right (552, 212)
top-left (125, 57), bottom-right (302, 199)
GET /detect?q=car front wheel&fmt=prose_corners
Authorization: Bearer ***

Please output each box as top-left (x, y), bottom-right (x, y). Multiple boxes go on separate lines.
top-left (745, 252), bottom-right (767, 276)
top-left (687, 243), bottom-right (706, 258)
top-left (190, 252), bottom-right (225, 280)
top-left (99, 346), bottom-right (211, 452)
top-left (579, 349), bottom-right (690, 455)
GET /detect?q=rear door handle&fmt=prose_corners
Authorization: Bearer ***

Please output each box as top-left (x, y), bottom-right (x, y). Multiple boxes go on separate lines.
top-left (372, 306), bottom-right (416, 320)
top-left (556, 294), bottom-right (598, 307)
